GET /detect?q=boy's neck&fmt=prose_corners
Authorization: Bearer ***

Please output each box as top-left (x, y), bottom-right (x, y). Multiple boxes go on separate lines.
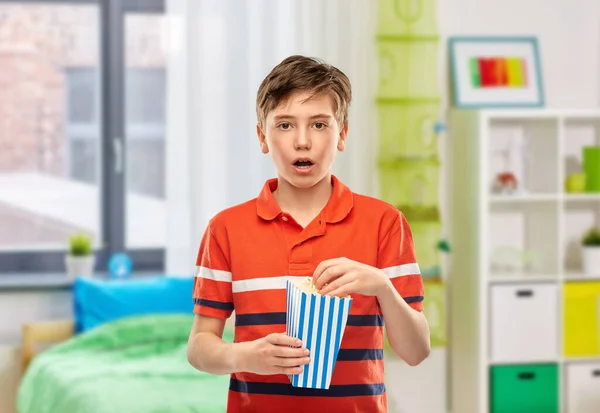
top-left (273, 173), bottom-right (333, 225)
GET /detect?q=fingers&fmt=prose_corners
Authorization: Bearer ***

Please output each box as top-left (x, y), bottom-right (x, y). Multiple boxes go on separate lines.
top-left (266, 333), bottom-right (302, 348)
top-left (273, 345), bottom-right (310, 358)
top-left (319, 272), bottom-right (356, 296)
top-left (324, 283), bottom-right (356, 298)
top-left (276, 366), bottom-right (304, 375)
top-left (265, 334), bottom-right (311, 364)
top-left (313, 257), bottom-right (347, 285)
top-left (314, 263), bottom-right (351, 290)
top-left (273, 356), bottom-right (311, 367)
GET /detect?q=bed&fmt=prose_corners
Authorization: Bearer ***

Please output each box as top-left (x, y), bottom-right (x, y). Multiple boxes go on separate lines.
top-left (16, 276), bottom-right (231, 413)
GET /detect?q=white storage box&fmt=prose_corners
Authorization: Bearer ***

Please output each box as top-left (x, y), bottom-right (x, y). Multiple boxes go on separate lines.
top-left (490, 284), bottom-right (559, 363)
top-left (566, 362), bottom-right (600, 413)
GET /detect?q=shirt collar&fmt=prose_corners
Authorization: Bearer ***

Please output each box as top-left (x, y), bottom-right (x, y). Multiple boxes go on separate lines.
top-left (256, 175), bottom-right (353, 223)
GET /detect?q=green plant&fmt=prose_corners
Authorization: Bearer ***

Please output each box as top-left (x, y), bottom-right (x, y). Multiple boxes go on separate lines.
top-left (437, 239), bottom-right (451, 253)
top-left (69, 233), bottom-right (93, 256)
top-left (582, 227), bottom-right (600, 247)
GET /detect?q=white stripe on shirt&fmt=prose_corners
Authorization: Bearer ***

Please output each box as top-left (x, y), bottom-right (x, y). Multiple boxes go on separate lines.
top-left (194, 266), bottom-right (232, 282)
top-left (382, 263), bottom-right (421, 279)
top-left (232, 276), bottom-right (297, 293)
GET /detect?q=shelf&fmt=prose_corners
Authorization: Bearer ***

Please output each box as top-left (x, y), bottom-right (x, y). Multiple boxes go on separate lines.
top-left (488, 117), bottom-right (559, 196)
top-left (489, 201), bottom-right (560, 276)
top-left (489, 274), bottom-right (600, 283)
top-left (563, 356), bottom-right (600, 364)
top-left (563, 193), bottom-right (600, 202)
top-left (488, 194), bottom-right (600, 203)
top-left (490, 194), bottom-right (558, 203)
top-left (489, 359), bottom-right (560, 366)
top-left (564, 273), bottom-right (600, 282)
top-left (563, 118), bottom-right (600, 198)
top-left (563, 199), bottom-right (600, 274)
top-left (483, 109), bottom-right (600, 120)
top-left (448, 109), bottom-right (600, 413)
top-left (489, 274), bottom-right (559, 284)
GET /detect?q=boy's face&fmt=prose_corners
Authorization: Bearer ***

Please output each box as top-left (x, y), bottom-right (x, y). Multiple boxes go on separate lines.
top-left (257, 91), bottom-right (348, 189)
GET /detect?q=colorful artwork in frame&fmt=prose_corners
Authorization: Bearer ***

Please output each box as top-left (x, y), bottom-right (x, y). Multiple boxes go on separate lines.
top-left (449, 37), bottom-right (544, 108)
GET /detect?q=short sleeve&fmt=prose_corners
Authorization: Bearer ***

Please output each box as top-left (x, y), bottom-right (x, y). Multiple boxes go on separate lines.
top-left (377, 210), bottom-right (424, 311)
top-left (192, 222), bottom-right (234, 319)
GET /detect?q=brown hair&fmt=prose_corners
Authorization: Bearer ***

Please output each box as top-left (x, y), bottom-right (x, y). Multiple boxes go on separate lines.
top-left (256, 55), bottom-right (352, 129)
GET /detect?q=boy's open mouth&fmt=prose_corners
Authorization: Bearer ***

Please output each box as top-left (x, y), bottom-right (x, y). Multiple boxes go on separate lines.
top-left (293, 159), bottom-right (314, 169)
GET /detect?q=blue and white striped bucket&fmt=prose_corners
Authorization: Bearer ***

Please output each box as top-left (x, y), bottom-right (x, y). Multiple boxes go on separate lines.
top-left (286, 278), bottom-right (353, 389)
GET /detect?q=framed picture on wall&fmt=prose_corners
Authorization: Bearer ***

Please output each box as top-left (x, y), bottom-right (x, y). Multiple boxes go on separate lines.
top-left (448, 36), bottom-right (545, 108)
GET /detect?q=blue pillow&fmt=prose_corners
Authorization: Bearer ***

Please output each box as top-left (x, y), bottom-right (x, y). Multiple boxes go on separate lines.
top-left (73, 275), bottom-right (195, 333)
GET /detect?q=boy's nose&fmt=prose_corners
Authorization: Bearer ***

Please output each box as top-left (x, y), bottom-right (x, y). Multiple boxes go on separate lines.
top-left (294, 131), bottom-right (311, 150)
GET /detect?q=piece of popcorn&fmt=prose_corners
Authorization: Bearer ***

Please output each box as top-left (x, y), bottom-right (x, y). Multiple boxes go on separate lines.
top-left (301, 276), bottom-right (319, 293)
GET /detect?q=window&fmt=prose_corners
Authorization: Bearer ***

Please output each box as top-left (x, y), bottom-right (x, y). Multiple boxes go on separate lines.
top-left (0, 0), bottom-right (166, 274)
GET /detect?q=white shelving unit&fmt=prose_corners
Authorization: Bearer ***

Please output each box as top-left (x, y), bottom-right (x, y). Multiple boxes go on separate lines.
top-left (447, 109), bottom-right (600, 413)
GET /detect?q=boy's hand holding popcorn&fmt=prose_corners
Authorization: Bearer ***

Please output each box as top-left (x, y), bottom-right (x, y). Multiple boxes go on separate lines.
top-left (235, 333), bottom-right (310, 376)
top-left (312, 257), bottom-right (391, 298)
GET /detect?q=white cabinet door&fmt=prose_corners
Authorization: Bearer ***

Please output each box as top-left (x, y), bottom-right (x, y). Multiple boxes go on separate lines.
top-left (490, 284), bottom-right (558, 363)
top-left (567, 362), bottom-right (600, 413)
top-left (386, 348), bottom-right (446, 413)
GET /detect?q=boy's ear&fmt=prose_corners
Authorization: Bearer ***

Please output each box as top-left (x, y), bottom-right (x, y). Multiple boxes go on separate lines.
top-left (256, 123), bottom-right (269, 154)
top-left (337, 122), bottom-right (348, 152)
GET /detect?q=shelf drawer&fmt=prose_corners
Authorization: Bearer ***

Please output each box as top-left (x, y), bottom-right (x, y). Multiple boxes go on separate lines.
top-left (377, 39), bottom-right (439, 99)
top-left (564, 282), bottom-right (600, 357)
top-left (490, 284), bottom-right (558, 363)
top-left (490, 364), bottom-right (559, 413)
top-left (566, 362), bottom-right (600, 413)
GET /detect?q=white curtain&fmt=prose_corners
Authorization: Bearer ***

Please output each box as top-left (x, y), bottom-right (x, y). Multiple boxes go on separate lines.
top-left (164, 0), bottom-right (378, 275)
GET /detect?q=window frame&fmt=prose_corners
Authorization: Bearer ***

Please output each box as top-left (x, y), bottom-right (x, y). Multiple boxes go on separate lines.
top-left (0, 0), bottom-right (166, 275)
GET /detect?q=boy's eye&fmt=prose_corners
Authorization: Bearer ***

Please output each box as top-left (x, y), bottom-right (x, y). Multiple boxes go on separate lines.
top-left (314, 122), bottom-right (327, 130)
top-left (278, 123), bottom-right (292, 130)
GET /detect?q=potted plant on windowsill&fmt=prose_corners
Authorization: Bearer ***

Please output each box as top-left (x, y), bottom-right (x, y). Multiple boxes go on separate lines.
top-left (582, 227), bottom-right (600, 277)
top-left (65, 233), bottom-right (95, 278)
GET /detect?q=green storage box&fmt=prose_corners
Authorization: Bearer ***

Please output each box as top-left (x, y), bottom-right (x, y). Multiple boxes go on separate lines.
top-left (377, 0), bottom-right (438, 37)
top-left (583, 146), bottom-right (600, 192)
top-left (377, 101), bottom-right (440, 159)
top-left (379, 157), bottom-right (439, 208)
top-left (377, 39), bottom-right (439, 99)
top-left (490, 364), bottom-right (559, 413)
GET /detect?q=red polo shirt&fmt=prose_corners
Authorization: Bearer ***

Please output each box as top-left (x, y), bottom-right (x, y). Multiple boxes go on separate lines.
top-left (192, 175), bottom-right (424, 413)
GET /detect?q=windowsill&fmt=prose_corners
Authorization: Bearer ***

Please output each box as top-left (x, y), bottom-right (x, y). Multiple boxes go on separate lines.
top-left (0, 273), bottom-right (74, 291)
top-left (0, 272), bottom-right (165, 291)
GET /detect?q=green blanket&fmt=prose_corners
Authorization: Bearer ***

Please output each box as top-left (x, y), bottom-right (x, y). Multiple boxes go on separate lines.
top-left (17, 314), bottom-right (231, 413)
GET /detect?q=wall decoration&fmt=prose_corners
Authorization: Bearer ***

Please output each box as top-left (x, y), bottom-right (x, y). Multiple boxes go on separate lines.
top-left (377, 0), bottom-right (445, 350)
top-left (449, 36), bottom-right (544, 108)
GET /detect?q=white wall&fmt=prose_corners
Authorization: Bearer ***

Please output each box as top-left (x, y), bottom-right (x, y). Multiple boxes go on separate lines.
top-left (0, 291), bottom-right (72, 413)
top-left (438, 0), bottom-right (600, 109)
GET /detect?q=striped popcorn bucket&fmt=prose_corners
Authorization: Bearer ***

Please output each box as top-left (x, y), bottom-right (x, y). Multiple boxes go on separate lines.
top-left (286, 277), bottom-right (353, 390)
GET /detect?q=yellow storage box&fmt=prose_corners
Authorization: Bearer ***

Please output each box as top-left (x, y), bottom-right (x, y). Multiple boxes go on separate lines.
top-left (563, 282), bottom-right (600, 357)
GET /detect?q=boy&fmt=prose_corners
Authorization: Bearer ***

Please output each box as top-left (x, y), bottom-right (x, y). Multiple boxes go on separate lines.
top-left (187, 55), bottom-right (430, 413)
